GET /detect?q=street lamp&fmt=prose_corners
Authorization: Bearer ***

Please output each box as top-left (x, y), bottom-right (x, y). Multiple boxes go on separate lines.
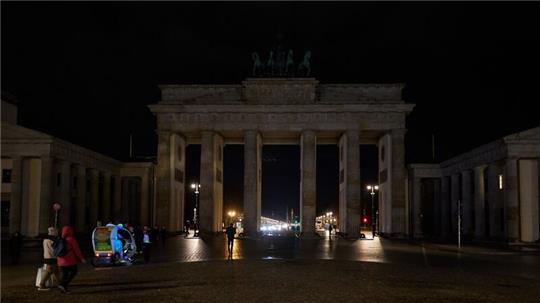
top-left (190, 182), bottom-right (201, 226)
top-left (366, 185), bottom-right (379, 239)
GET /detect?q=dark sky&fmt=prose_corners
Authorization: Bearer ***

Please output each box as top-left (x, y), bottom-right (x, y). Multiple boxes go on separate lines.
top-left (3, 2), bottom-right (540, 219)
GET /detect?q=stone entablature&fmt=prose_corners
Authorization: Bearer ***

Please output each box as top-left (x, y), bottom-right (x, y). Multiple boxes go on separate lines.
top-left (407, 164), bottom-right (442, 179)
top-left (151, 105), bottom-right (411, 135)
top-left (440, 140), bottom-right (507, 176)
top-left (439, 127), bottom-right (540, 176)
top-left (2, 122), bottom-right (121, 172)
top-left (159, 78), bottom-right (404, 104)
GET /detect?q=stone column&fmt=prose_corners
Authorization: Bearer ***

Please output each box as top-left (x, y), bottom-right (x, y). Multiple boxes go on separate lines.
top-left (390, 129), bottom-right (406, 236)
top-left (243, 130), bottom-right (262, 238)
top-left (74, 165), bottom-right (87, 233)
top-left (121, 177), bottom-right (130, 222)
top-left (450, 173), bottom-right (460, 236)
top-left (519, 159), bottom-right (539, 242)
top-left (169, 134), bottom-right (186, 232)
top-left (156, 131), bottom-right (171, 229)
top-left (338, 130), bottom-right (361, 236)
top-left (473, 166), bottom-right (486, 239)
top-left (432, 178), bottom-right (442, 237)
top-left (300, 130), bottom-right (317, 235)
top-left (39, 157), bottom-right (55, 234)
top-left (199, 131), bottom-right (224, 233)
top-left (440, 176), bottom-right (450, 238)
top-left (88, 168), bottom-right (99, 227)
top-left (22, 158), bottom-right (42, 236)
top-left (504, 158), bottom-right (520, 242)
top-left (8, 157), bottom-right (23, 234)
top-left (102, 172), bottom-right (111, 223)
top-left (57, 160), bottom-right (72, 227)
top-left (412, 177), bottom-right (422, 238)
top-left (461, 170), bottom-right (473, 237)
top-left (487, 163), bottom-right (502, 239)
top-left (140, 172), bottom-right (150, 226)
top-left (113, 175), bottom-right (121, 223)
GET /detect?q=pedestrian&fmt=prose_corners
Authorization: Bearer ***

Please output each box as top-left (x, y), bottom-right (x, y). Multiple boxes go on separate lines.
top-left (193, 222), bottom-right (200, 237)
top-left (134, 226), bottom-right (143, 254)
top-left (225, 223), bottom-right (236, 256)
top-left (328, 224), bottom-right (333, 239)
top-left (37, 227), bottom-right (59, 291)
top-left (9, 231), bottom-right (24, 265)
top-left (57, 226), bottom-right (86, 294)
top-left (160, 226), bottom-right (167, 245)
top-left (184, 220), bottom-right (190, 238)
top-left (142, 226), bottom-right (152, 263)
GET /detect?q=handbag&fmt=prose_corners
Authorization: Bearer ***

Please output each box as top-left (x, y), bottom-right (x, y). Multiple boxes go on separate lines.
top-left (35, 267), bottom-right (44, 287)
top-left (35, 265), bottom-right (58, 288)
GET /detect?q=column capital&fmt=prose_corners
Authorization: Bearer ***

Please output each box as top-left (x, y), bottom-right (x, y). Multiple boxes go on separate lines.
top-left (201, 130), bottom-right (215, 136)
top-left (460, 169), bottom-right (473, 176)
top-left (244, 129), bottom-right (261, 137)
top-left (156, 129), bottom-right (171, 136)
top-left (344, 129), bottom-right (360, 137)
top-left (54, 158), bottom-right (70, 165)
top-left (301, 129), bottom-right (317, 136)
top-left (474, 164), bottom-right (488, 172)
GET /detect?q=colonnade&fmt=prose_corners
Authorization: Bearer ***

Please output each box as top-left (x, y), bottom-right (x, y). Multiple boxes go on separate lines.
top-left (411, 159), bottom-right (539, 242)
top-left (156, 128), bottom-right (408, 238)
top-left (6, 156), bottom-right (149, 236)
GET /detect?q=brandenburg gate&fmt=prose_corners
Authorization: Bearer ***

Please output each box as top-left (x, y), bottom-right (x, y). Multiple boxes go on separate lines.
top-left (149, 78), bottom-right (414, 238)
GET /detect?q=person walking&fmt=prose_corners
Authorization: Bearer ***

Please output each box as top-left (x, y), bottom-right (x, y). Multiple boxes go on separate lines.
top-left (225, 223), bottom-right (236, 256)
top-left (57, 226), bottom-right (86, 294)
top-left (142, 226), bottom-right (152, 263)
top-left (184, 220), bottom-right (190, 238)
top-left (37, 227), bottom-right (59, 291)
top-left (328, 224), bottom-right (333, 240)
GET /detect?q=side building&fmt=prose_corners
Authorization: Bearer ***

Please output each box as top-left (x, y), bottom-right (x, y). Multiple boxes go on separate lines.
top-left (1, 98), bottom-right (156, 237)
top-left (407, 127), bottom-right (540, 245)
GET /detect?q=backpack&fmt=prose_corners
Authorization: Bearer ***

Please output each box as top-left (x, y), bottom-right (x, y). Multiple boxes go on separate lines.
top-left (52, 237), bottom-right (68, 257)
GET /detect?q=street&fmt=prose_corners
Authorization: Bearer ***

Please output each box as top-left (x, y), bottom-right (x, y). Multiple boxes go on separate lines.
top-left (2, 234), bottom-right (540, 302)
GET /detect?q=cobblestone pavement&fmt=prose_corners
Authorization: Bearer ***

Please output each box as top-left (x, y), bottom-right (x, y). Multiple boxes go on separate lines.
top-left (3, 234), bottom-right (540, 302)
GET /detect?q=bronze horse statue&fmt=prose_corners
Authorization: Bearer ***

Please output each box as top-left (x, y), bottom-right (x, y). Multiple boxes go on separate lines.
top-left (297, 51), bottom-right (311, 77)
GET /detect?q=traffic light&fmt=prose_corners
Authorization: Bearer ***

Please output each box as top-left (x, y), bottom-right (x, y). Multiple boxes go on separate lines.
top-left (362, 216), bottom-right (368, 224)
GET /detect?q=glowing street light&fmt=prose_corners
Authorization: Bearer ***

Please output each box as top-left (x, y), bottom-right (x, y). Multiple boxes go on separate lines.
top-left (190, 182), bottom-right (201, 225)
top-left (366, 185), bottom-right (379, 239)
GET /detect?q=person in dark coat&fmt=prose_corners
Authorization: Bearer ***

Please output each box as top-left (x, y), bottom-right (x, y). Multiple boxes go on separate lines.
top-left (225, 223), bottom-right (236, 256)
top-left (9, 231), bottom-right (23, 265)
top-left (142, 226), bottom-right (152, 263)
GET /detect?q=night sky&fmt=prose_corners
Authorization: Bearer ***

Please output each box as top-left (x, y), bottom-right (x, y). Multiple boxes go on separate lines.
top-left (3, 3), bottom-right (540, 220)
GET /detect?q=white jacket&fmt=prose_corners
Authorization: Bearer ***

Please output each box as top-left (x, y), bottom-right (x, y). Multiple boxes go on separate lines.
top-left (43, 238), bottom-right (55, 259)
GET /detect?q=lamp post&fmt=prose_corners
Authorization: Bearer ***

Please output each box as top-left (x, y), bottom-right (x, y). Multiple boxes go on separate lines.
top-left (190, 183), bottom-right (201, 227)
top-left (366, 185), bottom-right (379, 239)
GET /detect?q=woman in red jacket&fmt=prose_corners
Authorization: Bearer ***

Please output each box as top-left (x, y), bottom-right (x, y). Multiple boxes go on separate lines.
top-left (57, 226), bottom-right (86, 294)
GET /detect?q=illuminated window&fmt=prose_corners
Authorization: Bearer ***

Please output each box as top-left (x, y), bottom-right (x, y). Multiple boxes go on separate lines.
top-left (498, 174), bottom-right (503, 190)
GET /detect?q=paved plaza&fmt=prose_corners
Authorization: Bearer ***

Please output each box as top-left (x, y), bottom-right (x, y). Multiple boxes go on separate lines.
top-left (2, 235), bottom-right (540, 302)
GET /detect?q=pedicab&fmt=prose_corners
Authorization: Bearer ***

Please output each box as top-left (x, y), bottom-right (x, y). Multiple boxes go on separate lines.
top-left (91, 224), bottom-right (137, 266)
